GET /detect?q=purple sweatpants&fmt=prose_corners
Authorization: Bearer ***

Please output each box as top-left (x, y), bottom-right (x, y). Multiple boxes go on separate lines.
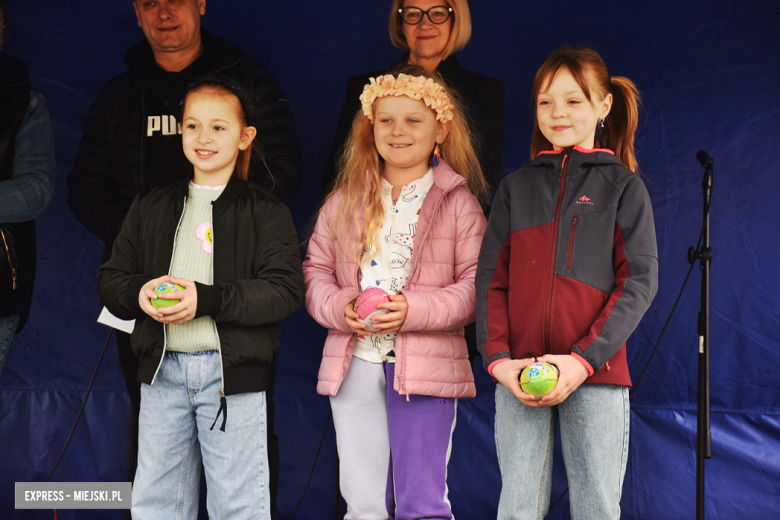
top-left (329, 357), bottom-right (457, 520)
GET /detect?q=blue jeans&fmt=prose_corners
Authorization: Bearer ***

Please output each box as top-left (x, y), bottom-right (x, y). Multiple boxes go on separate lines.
top-left (132, 351), bottom-right (270, 520)
top-left (0, 314), bottom-right (19, 375)
top-left (494, 383), bottom-right (630, 520)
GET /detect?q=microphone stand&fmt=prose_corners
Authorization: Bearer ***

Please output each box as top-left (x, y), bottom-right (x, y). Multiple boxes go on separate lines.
top-left (688, 153), bottom-right (713, 520)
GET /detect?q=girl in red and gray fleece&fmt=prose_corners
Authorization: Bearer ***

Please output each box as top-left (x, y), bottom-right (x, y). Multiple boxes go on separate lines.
top-left (476, 47), bottom-right (658, 520)
top-left (304, 64), bottom-right (488, 520)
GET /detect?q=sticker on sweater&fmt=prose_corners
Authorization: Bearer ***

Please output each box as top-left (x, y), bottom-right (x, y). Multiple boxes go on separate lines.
top-left (195, 223), bottom-right (213, 254)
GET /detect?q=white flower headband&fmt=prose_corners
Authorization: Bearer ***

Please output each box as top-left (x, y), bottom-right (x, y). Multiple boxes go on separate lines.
top-left (360, 73), bottom-right (455, 123)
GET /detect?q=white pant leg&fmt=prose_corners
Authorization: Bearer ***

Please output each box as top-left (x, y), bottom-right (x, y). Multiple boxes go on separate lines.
top-left (330, 357), bottom-right (390, 520)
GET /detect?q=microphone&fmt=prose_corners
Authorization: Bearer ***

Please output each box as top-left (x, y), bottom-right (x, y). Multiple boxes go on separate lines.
top-left (696, 150), bottom-right (714, 169)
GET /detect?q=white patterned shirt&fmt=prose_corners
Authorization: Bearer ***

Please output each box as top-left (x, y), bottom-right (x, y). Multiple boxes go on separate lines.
top-left (353, 168), bottom-right (434, 363)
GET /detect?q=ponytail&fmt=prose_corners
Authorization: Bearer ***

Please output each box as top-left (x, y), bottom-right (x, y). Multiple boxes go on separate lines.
top-left (602, 76), bottom-right (640, 172)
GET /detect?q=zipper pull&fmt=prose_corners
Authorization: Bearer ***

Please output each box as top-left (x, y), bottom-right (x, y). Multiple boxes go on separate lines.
top-left (210, 390), bottom-right (228, 432)
top-left (561, 147), bottom-right (573, 177)
top-left (12, 270), bottom-right (16, 290)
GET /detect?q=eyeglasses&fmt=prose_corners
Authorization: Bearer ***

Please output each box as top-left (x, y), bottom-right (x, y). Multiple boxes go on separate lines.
top-left (398, 6), bottom-right (453, 25)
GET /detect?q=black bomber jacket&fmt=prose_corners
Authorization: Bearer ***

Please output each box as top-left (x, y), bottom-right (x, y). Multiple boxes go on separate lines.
top-left (97, 174), bottom-right (305, 399)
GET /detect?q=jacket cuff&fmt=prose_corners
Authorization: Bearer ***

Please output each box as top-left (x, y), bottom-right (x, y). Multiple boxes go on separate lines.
top-left (487, 358), bottom-right (511, 378)
top-left (398, 290), bottom-right (424, 332)
top-left (127, 278), bottom-right (148, 314)
top-left (571, 352), bottom-right (595, 377)
top-left (334, 290), bottom-right (361, 332)
top-left (195, 282), bottom-right (221, 318)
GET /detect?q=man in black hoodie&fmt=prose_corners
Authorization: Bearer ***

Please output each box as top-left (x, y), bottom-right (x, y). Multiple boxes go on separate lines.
top-left (67, 2), bottom-right (301, 517)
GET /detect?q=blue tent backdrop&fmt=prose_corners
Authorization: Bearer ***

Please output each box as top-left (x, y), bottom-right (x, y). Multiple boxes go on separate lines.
top-left (1, 0), bottom-right (778, 518)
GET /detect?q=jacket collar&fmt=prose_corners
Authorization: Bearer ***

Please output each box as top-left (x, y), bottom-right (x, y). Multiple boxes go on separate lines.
top-left (125, 29), bottom-right (235, 78)
top-left (432, 159), bottom-right (466, 192)
top-left (391, 52), bottom-right (461, 76)
top-left (176, 169), bottom-right (247, 201)
top-left (536, 144), bottom-right (615, 157)
top-left (369, 160), bottom-right (465, 194)
top-left (533, 145), bottom-right (623, 176)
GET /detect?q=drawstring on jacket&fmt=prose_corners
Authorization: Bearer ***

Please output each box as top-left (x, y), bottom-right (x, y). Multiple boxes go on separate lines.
top-left (210, 392), bottom-right (228, 432)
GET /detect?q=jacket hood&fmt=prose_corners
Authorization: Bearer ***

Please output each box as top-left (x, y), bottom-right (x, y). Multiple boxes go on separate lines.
top-left (124, 28), bottom-right (246, 79)
top-left (532, 145), bottom-right (625, 176)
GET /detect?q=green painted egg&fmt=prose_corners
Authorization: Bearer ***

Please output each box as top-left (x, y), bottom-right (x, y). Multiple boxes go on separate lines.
top-left (152, 282), bottom-right (185, 309)
top-left (519, 362), bottom-right (560, 397)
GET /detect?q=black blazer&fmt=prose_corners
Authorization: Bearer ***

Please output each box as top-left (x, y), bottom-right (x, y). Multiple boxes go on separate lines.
top-left (322, 53), bottom-right (505, 210)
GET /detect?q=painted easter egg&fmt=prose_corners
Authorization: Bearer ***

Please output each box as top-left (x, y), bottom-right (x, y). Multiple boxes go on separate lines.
top-left (354, 288), bottom-right (391, 332)
top-left (519, 362), bottom-right (560, 397)
top-left (151, 282), bottom-right (185, 309)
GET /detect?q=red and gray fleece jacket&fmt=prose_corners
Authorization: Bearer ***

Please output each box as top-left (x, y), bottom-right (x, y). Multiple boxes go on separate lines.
top-left (476, 146), bottom-right (658, 386)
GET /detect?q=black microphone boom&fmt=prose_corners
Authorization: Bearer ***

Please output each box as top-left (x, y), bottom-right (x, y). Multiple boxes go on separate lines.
top-left (696, 150), bottom-right (714, 169)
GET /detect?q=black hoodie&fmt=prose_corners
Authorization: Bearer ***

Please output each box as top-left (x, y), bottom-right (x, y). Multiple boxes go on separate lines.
top-left (68, 30), bottom-right (302, 263)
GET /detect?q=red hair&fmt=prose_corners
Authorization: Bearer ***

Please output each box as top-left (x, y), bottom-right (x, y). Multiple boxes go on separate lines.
top-left (531, 47), bottom-right (641, 172)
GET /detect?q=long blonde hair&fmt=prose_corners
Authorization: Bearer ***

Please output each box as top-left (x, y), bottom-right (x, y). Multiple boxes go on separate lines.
top-left (323, 65), bottom-right (487, 265)
top-left (530, 47), bottom-right (641, 172)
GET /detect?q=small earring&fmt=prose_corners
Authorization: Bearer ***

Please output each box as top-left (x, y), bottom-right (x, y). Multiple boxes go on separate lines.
top-left (377, 153), bottom-right (384, 165)
top-left (432, 144), bottom-right (440, 167)
top-left (600, 118), bottom-right (605, 129)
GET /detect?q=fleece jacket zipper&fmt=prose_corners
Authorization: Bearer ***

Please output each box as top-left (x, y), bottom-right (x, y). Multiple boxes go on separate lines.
top-left (543, 147), bottom-right (572, 353)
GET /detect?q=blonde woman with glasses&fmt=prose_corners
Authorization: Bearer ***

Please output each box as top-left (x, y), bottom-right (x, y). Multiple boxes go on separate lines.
top-left (323, 0), bottom-right (504, 205)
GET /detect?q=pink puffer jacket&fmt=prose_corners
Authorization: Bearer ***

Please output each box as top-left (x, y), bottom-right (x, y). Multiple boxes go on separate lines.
top-left (303, 161), bottom-right (487, 398)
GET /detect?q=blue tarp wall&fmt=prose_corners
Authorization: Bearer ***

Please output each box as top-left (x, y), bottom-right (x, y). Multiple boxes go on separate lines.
top-left (1, 0), bottom-right (779, 518)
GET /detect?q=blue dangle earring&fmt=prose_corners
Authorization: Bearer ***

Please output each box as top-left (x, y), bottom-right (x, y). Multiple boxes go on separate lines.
top-left (432, 144), bottom-right (441, 167)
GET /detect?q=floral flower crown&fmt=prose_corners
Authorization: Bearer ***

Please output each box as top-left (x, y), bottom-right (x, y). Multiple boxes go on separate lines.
top-left (360, 73), bottom-right (455, 123)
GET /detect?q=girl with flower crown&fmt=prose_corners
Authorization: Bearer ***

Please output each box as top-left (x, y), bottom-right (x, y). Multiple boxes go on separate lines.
top-left (304, 64), bottom-right (488, 519)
